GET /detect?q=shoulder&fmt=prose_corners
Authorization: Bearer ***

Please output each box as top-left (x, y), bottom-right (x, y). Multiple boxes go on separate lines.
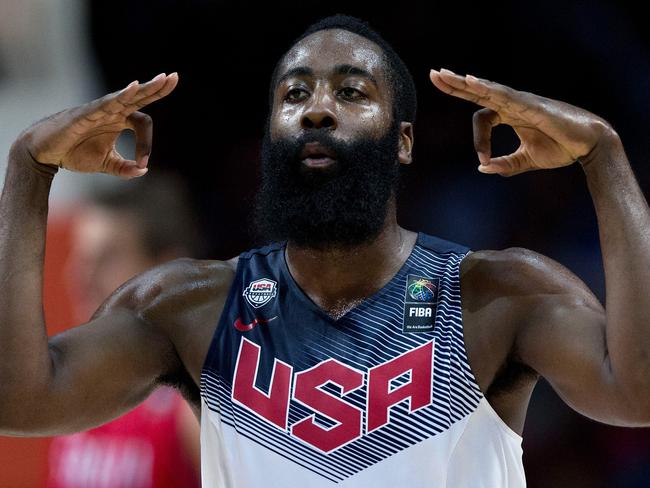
top-left (461, 248), bottom-right (604, 348)
top-left (462, 247), bottom-right (599, 303)
top-left (97, 256), bottom-right (238, 329)
top-left (94, 255), bottom-right (241, 401)
top-left (460, 248), bottom-right (605, 387)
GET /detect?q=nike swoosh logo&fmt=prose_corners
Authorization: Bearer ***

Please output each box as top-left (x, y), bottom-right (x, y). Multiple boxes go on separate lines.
top-left (234, 316), bottom-right (278, 332)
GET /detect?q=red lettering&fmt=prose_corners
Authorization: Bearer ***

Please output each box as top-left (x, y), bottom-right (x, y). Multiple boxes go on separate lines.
top-left (230, 338), bottom-right (436, 444)
top-left (291, 359), bottom-right (364, 453)
top-left (366, 341), bottom-right (434, 432)
top-left (232, 338), bottom-right (292, 430)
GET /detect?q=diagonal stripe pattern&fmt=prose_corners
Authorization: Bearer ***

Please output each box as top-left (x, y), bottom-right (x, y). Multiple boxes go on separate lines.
top-left (201, 238), bottom-right (482, 483)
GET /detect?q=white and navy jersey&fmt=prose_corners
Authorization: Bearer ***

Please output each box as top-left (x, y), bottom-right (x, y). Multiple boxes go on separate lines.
top-left (200, 231), bottom-right (526, 487)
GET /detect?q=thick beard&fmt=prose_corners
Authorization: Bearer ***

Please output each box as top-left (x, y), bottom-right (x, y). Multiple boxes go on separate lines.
top-left (250, 118), bottom-right (402, 251)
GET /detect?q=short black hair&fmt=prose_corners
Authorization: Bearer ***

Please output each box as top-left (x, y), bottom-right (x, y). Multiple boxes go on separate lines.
top-left (268, 14), bottom-right (417, 125)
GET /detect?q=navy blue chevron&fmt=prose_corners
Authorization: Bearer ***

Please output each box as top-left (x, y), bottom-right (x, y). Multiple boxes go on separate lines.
top-left (200, 236), bottom-right (483, 483)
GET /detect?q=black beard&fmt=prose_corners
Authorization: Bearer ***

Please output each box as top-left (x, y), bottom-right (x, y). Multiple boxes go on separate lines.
top-left (250, 118), bottom-right (402, 251)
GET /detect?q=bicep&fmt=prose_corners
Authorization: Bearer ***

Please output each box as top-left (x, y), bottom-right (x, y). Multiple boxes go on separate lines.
top-left (513, 252), bottom-right (641, 426)
top-left (7, 286), bottom-right (180, 436)
top-left (46, 309), bottom-right (177, 434)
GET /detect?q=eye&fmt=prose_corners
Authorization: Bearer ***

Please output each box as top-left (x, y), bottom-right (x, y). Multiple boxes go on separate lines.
top-left (338, 86), bottom-right (365, 100)
top-left (284, 87), bottom-right (309, 102)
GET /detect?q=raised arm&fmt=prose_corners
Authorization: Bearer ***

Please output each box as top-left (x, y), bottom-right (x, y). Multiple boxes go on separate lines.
top-left (0, 73), bottom-right (190, 436)
top-left (430, 68), bottom-right (650, 425)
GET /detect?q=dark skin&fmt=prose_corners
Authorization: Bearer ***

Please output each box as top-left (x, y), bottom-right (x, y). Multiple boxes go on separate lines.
top-left (1, 29), bottom-right (649, 445)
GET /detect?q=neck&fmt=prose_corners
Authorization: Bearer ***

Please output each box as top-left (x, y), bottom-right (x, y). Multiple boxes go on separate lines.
top-left (284, 200), bottom-right (417, 314)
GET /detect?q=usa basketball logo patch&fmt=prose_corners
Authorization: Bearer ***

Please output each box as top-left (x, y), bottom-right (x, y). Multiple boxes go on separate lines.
top-left (243, 278), bottom-right (277, 309)
top-left (402, 274), bottom-right (439, 332)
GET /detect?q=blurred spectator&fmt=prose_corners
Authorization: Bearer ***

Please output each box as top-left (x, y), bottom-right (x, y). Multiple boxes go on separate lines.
top-left (46, 173), bottom-right (204, 488)
top-left (0, 3), bottom-right (101, 481)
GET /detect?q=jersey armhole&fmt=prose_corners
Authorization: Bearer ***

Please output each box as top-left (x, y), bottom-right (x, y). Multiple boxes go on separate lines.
top-left (199, 254), bottom-right (245, 391)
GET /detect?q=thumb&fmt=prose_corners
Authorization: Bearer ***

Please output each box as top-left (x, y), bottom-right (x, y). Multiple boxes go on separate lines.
top-left (104, 148), bottom-right (149, 180)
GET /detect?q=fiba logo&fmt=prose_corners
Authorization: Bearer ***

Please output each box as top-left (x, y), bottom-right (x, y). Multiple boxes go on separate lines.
top-left (403, 274), bottom-right (439, 333)
top-left (243, 278), bottom-right (278, 308)
top-left (407, 278), bottom-right (437, 302)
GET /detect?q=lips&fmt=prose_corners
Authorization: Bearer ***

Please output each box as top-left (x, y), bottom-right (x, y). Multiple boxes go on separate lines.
top-left (300, 142), bottom-right (337, 167)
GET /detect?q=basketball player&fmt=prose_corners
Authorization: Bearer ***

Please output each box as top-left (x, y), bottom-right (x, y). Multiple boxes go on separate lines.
top-left (1, 15), bottom-right (648, 487)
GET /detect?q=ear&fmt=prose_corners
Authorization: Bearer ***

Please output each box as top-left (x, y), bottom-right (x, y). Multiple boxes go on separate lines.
top-left (398, 121), bottom-right (414, 165)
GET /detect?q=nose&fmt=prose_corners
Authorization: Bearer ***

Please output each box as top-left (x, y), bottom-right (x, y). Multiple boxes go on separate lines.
top-left (301, 90), bottom-right (337, 130)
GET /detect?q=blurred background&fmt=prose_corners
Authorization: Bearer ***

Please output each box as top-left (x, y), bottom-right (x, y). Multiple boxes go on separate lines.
top-left (0, 0), bottom-right (648, 486)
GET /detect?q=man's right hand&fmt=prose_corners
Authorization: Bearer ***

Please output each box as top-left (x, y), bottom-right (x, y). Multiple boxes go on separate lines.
top-left (17, 72), bottom-right (178, 179)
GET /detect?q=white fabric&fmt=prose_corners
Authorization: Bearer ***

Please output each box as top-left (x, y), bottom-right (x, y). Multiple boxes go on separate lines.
top-left (200, 396), bottom-right (525, 487)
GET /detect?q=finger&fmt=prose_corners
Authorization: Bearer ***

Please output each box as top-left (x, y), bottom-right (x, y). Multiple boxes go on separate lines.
top-left (86, 72), bottom-right (178, 120)
top-left (472, 108), bottom-right (501, 165)
top-left (119, 164), bottom-right (149, 179)
top-left (78, 81), bottom-right (141, 123)
top-left (104, 148), bottom-right (149, 180)
top-left (431, 68), bottom-right (535, 116)
top-left (438, 68), bottom-right (469, 91)
top-left (430, 68), bottom-right (480, 102)
top-left (97, 78), bottom-right (154, 115)
top-left (133, 72), bottom-right (168, 98)
top-left (429, 69), bottom-right (500, 112)
top-left (125, 111), bottom-right (153, 168)
top-left (127, 72), bottom-right (172, 108)
top-left (109, 72), bottom-right (170, 115)
top-left (132, 72), bottom-right (179, 110)
top-left (477, 149), bottom-right (530, 177)
top-left (117, 165), bottom-right (149, 179)
top-left (116, 79), bottom-right (144, 104)
top-left (464, 74), bottom-right (535, 115)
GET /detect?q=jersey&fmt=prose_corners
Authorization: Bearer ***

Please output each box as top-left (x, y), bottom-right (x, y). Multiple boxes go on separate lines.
top-left (200, 231), bottom-right (526, 487)
top-left (47, 387), bottom-right (199, 488)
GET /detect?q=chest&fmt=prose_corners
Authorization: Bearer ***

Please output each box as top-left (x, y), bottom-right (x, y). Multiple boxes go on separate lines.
top-left (203, 247), bottom-right (483, 439)
top-left (201, 303), bottom-right (481, 476)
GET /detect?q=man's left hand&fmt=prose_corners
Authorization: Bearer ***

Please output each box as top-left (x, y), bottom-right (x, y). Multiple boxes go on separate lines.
top-left (429, 68), bottom-right (617, 176)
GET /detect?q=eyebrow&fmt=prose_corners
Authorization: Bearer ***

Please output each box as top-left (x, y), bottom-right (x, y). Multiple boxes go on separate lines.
top-left (277, 64), bottom-right (378, 87)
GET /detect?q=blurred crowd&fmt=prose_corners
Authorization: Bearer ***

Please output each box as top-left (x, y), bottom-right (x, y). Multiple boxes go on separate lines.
top-left (0, 1), bottom-right (648, 487)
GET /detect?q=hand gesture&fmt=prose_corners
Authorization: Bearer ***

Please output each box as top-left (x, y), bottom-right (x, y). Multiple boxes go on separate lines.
top-left (18, 72), bottom-right (178, 179)
top-left (429, 68), bottom-right (616, 176)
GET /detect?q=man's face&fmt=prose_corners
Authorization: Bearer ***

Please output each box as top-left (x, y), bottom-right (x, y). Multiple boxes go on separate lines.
top-left (65, 206), bottom-right (156, 321)
top-left (252, 29), bottom-right (407, 250)
top-left (269, 28), bottom-right (394, 143)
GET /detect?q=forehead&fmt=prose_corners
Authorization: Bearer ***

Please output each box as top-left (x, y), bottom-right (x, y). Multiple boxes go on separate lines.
top-left (277, 29), bottom-right (388, 87)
